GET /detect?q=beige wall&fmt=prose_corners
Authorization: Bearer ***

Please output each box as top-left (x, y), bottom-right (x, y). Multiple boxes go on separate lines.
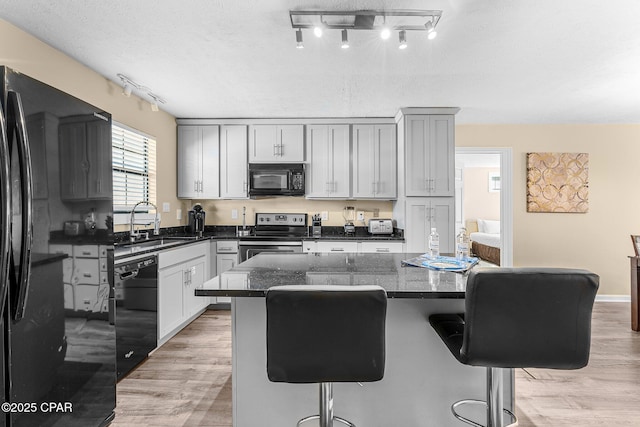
top-left (0, 19), bottom-right (181, 229)
top-left (463, 167), bottom-right (501, 222)
top-left (457, 125), bottom-right (640, 296)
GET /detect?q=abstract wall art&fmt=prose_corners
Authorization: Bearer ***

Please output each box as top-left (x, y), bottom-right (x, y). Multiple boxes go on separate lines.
top-left (526, 152), bottom-right (589, 213)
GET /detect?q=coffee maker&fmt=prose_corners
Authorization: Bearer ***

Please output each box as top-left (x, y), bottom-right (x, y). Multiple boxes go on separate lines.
top-left (188, 204), bottom-right (206, 237)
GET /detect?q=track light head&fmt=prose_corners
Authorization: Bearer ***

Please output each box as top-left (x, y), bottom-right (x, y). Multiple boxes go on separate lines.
top-left (122, 83), bottom-right (132, 97)
top-left (150, 100), bottom-right (159, 112)
top-left (425, 21), bottom-right (437, 39)
top-left (341, 29), bottom-right (349, 49)
top-left (296, 28), bottom-right (304, 49)
top-left (398, 30), bottom-right (407, 49)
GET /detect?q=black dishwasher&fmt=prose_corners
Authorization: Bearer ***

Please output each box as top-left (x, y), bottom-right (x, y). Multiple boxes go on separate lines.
top-left (114, 255), bottom-right (158, 380)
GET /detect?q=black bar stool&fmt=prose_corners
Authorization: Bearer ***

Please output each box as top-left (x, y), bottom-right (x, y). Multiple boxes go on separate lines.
top-left (266, 285), bottom-right (387, 427)
top-left (429, 268), bottom-right (599, 427)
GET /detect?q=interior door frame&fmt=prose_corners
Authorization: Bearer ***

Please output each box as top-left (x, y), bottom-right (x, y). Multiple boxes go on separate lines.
top-left (455, 147), bottom-right (513, 267)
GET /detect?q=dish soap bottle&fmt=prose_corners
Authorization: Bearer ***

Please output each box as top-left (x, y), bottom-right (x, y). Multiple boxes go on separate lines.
top-left (428, 228), bottom-right (440, 258)
top-left (456, 228), bottom-right (470, 260)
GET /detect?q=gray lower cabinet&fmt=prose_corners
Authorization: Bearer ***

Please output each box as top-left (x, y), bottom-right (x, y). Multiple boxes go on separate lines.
top-left (157, 242), bottom-right (209, 344)
top-left (405, 197), bottom-right (454, 253)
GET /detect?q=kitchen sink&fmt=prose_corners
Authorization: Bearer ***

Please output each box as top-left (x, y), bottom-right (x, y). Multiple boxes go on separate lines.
top-left (115, 236), bottom-right (199, 258)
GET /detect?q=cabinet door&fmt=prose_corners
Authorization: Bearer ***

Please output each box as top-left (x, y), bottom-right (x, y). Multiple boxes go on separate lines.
top-left (375, 124), bottom-right (397, 199)
top-left (405, 115), bottom-right (454, 197)
top-left (353, 125), bottom-right (396, 199)
top-left (428, 116), bottom-right (455, 196)
top-left (177, 126), bottom-right (201, 198)
top-left (250, 125), bottom-right (304, 163)
top-left (59, 122), bottom-right (88, 201)
top-left (249, 125), bottom-right (278, 162)
top-left (405, 116), bottom-right (430, 197)
top-left (185, 256), bottom-right (207, 317)
top-left (158, 263), bottom-right (186, 340)
top-left (220, 125), bottom-right (248, 199)
top-left (306, 125), bottom-right (350, 198)
top-left (277, 125), bottom-right (304, 162)
top-left (86, 119), bottom-right (113, 199)
top-left (200, 126), bottom-right (220, 198)
top-left (405, 198), bottom-right (454, 253)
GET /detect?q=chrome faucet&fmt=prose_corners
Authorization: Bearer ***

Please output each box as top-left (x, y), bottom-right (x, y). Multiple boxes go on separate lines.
top-left (130, 201), bottom-right (160, 242)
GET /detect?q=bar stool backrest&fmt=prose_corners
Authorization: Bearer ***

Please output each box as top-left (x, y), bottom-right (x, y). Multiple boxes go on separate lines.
top-left (266, 285), bottom-right (387, 384)
top-left (461, 268), bottom-right (599, 369)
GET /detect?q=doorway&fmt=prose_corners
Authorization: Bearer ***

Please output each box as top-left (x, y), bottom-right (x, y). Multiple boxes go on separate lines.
top-left (455, 147), bottom-right (513, 267)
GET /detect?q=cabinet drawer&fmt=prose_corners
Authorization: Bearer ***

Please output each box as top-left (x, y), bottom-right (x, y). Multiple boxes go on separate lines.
top-left (316, 241), bottom-right (359, 253)
top-left (74, 245), bottom-right (99, 258)
top-left (216, 240), bottom-right (239, 253)
top-left (99, 245), bottom-right (109, 258)
top-left (73, 258), bottom-right (100, 285)
top-left (302, 241), bottom-right (317, 253)
top-left (358, 241), bottom-right (405, 253)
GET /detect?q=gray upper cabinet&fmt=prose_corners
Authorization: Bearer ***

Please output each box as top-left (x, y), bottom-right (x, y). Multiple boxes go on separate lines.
top-left (220, 125), bottom-right (248, 199)
top-left (249, 125), bottom-right (304, 163)
top-left (177, 125), bottom-right (219, 199)
top-left (405, 115), bottom-right (454, 197)
top-left (306, 125), bottom-right (350, 198)
top-left (352, 124), bottom-right (397, 199)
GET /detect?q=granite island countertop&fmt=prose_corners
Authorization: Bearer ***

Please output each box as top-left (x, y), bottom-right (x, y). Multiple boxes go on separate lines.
top-left (197, 252), bottom-right (479, 299)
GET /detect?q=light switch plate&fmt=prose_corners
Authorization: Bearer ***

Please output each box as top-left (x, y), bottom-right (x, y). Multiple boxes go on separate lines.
top-left (321, 211), bottom-right (328, 220)
top-left (231, 209), bottom-right (238, 219)
top-left (176, 209), bottom-right (182, 220)
top-left (162, 202), bottom-right (170, 212)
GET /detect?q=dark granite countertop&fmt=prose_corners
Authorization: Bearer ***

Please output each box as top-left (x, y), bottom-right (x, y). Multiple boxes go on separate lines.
top-left (197, 252), bottom-right (478, 299)
top-left (114, 225), bottom-right (405, 260)
top-left (32, 252), bottom-right (68, 268)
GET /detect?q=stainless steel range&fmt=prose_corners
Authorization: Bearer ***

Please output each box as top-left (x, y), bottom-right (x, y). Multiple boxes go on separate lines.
top-left (238, 213), bottom-right (308, 262)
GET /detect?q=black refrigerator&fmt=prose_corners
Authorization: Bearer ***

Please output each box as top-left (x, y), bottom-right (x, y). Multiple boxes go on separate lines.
top-left (0, 66), bottom-right (116, 426)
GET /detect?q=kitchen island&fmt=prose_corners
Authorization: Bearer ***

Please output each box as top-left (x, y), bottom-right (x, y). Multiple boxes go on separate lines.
top-left (197, 253), bottom-right (513, 427)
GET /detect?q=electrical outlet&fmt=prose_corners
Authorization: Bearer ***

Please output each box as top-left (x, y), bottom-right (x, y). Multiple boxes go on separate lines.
top-left (176, 209), bottom-right (182, 220)
top-left (162, 202), bottom-right (170, 212)
top-left (231, 209), bottom-right (238, 219)
top-left (373, 208), bottom-right (380, 218)
top-left (357, 211), bottom-right (365, 221)
top-left (321, 211), bottom-right (328, 221)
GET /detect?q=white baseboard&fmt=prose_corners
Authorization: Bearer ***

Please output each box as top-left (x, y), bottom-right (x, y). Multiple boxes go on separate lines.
top-left (596, 295), bottom-right (631, 302)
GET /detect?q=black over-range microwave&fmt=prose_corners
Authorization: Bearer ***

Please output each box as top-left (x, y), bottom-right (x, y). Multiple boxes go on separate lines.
top-left (248, 163), bottom-right (305, 197)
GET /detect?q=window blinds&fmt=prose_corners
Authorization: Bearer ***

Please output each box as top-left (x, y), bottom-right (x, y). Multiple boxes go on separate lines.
top-left (112, 123), bottom-right (157, 212)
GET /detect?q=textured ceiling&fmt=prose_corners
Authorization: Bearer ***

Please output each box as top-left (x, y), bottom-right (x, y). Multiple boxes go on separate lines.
top-left (1, 0), bottom-right (639, 123)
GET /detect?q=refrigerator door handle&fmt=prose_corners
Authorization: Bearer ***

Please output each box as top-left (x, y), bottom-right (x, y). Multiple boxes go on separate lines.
top-left (0, 103), bottom-right (11, 320)
top-left (7, 91), bottom-right (34, 322)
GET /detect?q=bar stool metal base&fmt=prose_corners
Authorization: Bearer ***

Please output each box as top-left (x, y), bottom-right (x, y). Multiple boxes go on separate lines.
top-left (451, 367), bottom-right (517, 427)
top-left (296, 383), bottom-right (356, 427)
top-left (451, 400), bottom-right (517, 427)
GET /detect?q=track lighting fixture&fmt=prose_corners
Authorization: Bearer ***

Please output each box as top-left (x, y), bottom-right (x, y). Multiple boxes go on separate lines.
top-left (117, 74), bottom-right (166, 112)
top-left (296, 28), bottom-right (304, 48)
top-left (399, 30), bottom-right (407, 49)
top-left (341, 29), bottom-right (349, 49)
top-left (425, 20), bottom-right (437, 39)
top-left (290, 9), bottom-right (442, 49)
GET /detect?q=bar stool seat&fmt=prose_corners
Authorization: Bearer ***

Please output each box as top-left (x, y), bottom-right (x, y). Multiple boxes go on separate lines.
top-left (266, 284), bottom-right (387, 427)
top-left (430, 268), bottom-right (599, 427)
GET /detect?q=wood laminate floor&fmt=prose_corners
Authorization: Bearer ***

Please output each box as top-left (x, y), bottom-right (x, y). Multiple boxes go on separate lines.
top-left (111, 303), bottom-right (640, 426)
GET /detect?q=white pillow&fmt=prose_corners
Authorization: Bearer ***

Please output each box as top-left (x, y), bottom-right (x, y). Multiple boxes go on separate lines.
top-left (477, 219), bottom-right (486, 233)
top-left (483, 219), bottom-right (500, 234)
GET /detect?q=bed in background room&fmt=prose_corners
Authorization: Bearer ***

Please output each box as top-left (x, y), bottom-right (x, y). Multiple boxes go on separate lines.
top-left (466, 219), bottom-right (501, 265)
